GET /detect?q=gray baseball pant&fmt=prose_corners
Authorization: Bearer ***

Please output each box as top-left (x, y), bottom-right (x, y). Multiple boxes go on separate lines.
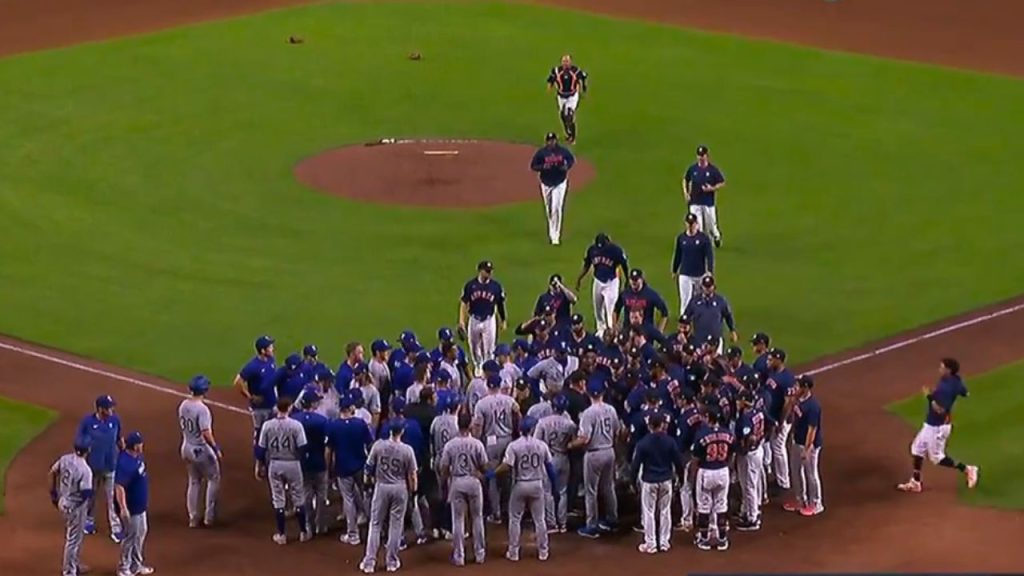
top-left (268, 460), bottom-right (305, 510)
top-left (449, 477), bottom-right (486, 565)
top-left (303, 470), bottom-right (330, 533)
top-left (362, 484), bottom-right (408, 571)
top-left (183, 445), bottom-right (220, 525)
top-left (508, 481), bottom-right (548, 559)
top-left (87, 471), bottom-right (122, 534)
top-left (737, 444), bottom-right (765, 521)
top-left (788, 444), bottom-right (823, 508)
top-left (544, 453), bottom-right (570, 528)
top-left (338, 475), bottom-right (368, 540)
top-left (117, 512), bottom-right (148, 575)
top-left (60, 501), bottom-right (87, 576)
top-left (485, 438), bottom-right (511, 519)
top-left (584, 448), bottom-right (617, 528)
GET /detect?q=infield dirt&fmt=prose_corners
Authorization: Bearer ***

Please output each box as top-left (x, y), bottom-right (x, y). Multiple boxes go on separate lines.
top-left (2, 1), bottom-right (1023, 575)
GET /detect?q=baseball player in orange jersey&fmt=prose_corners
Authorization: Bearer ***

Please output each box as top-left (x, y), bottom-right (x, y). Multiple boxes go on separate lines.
top-left (547, 55), bottom-right (588, 144)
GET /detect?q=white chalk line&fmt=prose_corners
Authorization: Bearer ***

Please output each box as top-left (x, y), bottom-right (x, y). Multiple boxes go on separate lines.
top-left (0, 341), bottom-right (249, 416)
top-left (2, 300), bottom-right (1024, 415)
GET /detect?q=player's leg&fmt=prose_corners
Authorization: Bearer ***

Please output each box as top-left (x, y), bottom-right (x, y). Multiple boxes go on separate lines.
top-left (555, 454), bottom-right (570, 530)
top-left (771, 422), bottom-right (791, 490)
top-left (104, 471), bottom-right (121, 535)
top-left (640, 481), bottom-right (657, 550)
top-left (736, 452), bottom-right (751, 521)
top-left (657, 480), bottom-right (672, 550)
top-left (677, 276), bottom-right (693, 317)
top-left (469, 483), bottom-right (487, 563)
top-left (482, 316), bottom-right (497, 363)
top-left (485, 446), bottom-right (502, 522)
top-left (506, 484), bottom-right (525, 560)
top-left (450, 491), bottom-right (467, 566)
top-left (598, 451), bottom-right (618, 525)
top-left (803, 447), bottom-right (823, 513)
top-left (269, 465), bottom-right (288, 541)
top-left (185, 455), bottom-right (203, 527)
top-left (467, 318), bottom-right (483, 374)
top-left (408, 491), bottom-right (427, 543)
top-left (564, 94), bottom-right (580, 142)
top-left (542, 462), bottom-right (556, 529)
top-left (678, 460), bottom-right (694, 530)
top-left (550, 181), bottom-right (567, 245)
top-left (385, 490), bottom-right (409, 570)
top-left (712, 472), bottom-right (729, 549)
top-left (694, 470), bottom-right (711, 548)
top-left (752, 446), bottom-right (765, 519)
top-left (203, 450), bottom-right (221, 526)
top-left (339, 476), bottom-right (361, 544)
top-left (361, 487), bottom-right (385, 570)
top-left (786, 442), bottom-right (806, 511)
top-left (289, 467), bottom-right (309, 538)
top-left (131, 513), bottom-right (150, 572)
top-left (63, 505), bottom-right (86, 576)
top-left (932, 424), bottom-right (978, 487)
top-left (530, 489), bottom-right (550, 560)
top-left (707, 206), bottom-right (722, 244)
top-left (592, 280), bottom-right (606, 336)
top-left (540, 184), bottom-right (555, 243)
top-left (582, 452), bottom-right (599, 531)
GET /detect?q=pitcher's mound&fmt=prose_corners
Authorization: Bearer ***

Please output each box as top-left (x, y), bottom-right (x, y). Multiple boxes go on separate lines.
top-left (294, 139), bottom-right (596, 209)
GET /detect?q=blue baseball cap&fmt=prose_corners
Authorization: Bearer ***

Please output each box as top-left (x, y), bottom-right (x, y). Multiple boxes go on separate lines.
top-left (446, 393), bottom-right (463, 411)
top-left (188, 375), bottom-right (211, 394)
top-left (519, 416), bottom-right (538, 434)
top-left (586, 380), bottom-right (606, 397)
top-left (482, 360), bottom-right (500, 374)
top-left (434, 370), bottom-right (452, 384)
top-left (125, 431), bottom-right (144, 449)
top-left (371, 339), bottom-right (392, 354)
top-left (552, 394), bottom-right (569, 413)
top-left (486, 374), bottom-right (502, 389)
top-left (391, 396), bottom-right (407, 414)
top-left (255, 335), bottom-right (275, 352)
top-left (303, 344), bottom-right (319, 357)
top-left (400, 330), bottom-right (419, 348)
top-left (285, 353), bottom-right (303, 370)
top-left (301, 386), bottom-right (322, 406)
top-left (494, 343), bottom-right (511, 356)
top-left (386, 417), bottom-right (407, 436)
top-left (353, 362), bottom-right (368, 376)
top-left (347, 389), bottom-right (365, 408)
top-left (73, 436), bottom-right (92, 453)
top-left (554, 340), bottom-right (569, 355)
top-left (438, 327), bottom-right (454, 342)
top-left (513, 339), bottom-right (531, 352)
top-left (95, 395), bottom-right (116, 409)
top-left (415, 352), bottom-right (431, 365)
top-left (314, 366), bottom-right (336, 382)
top-left (339, 391), bottom-right (356, 410)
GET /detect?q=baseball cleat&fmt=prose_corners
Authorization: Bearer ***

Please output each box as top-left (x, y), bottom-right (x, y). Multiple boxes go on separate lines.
top-left (597, 519), bottom-right (618, 533)
top-left (359, 561), bottom-right (375, 574)
top-left (299, 530), bottom-right (313, 543)
top-left (188, 518), bottom-right (201, 529)
top-left (695, 536), bottom-right (712, 551)
top-left (715, 538), bottom-right (730, 551)
top-left (673, 521), bottom-right (693, 532)
top-left (486, 514), bottom-right (502, 525)
top-left (539, 549), bottom-right (549, 561)
top-left (896, 478), bottom-right (922, 493)
top-left (782, 500), bottom-right (804, 512)
top-left (577, 526), bottom-right (601, 539)
top-left (415, 535), bottom-right (429, 545)
top-left (136, 567), bottom-right (155, 575)
top-left (451, 556), bottom-right (465, 568)
top-left (637, 542), bottom-right (658, 554)
top-left (116, 570), bottom-right (133, 576)
top-left (714, 238), bottom-right (722, 248)
top-left (504, 550), bottom-right (520, 562)
top-left (84, 520), bottom-right (97, 535)
top-left (659, 543), bottom-right (672, 553)
top-left (272, 533), bottom-right (287, 545)
top-left (77, 565), bottom-right (92, 576)
top-left (799, 503), bottom-right (825, 517)
top-left (110, 531), bottom-right (125, 544)
top-left (385, 561), bottom-right (401, 573)
top-left (357, 513), bottom-right (368, 525)
top-left (632, 524), bottom-right (644, 534)
top-left (966, 465), bottom-right (979, 488)
top-left (735, 517), bottom-right (761, 532)
top-left (547, 526), bottom-right (562, 535)
top-left (339, 534), bottom-right (361, 546)
top-left (398, 538), bottom-right (408, 551)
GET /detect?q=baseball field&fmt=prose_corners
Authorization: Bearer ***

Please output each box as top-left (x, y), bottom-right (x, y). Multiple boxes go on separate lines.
top-left (1, 0), bottom-right (1024, 574)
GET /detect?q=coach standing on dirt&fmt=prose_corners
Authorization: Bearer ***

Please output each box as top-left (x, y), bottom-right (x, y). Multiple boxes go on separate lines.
top-left (76, 394), bottom-right (123, 541)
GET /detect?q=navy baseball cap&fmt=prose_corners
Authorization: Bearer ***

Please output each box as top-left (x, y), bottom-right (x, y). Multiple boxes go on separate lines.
top-left (371, 339), bottom-right (391, 353)
top-left (769, 348), bottom-right (787, 361)
top-left (255, 335), bottom-right (275, 352)
top-left (649, 356), bottom-right (666, 369)
top-left (740, 371), bottom-right (759, 387)
top-left (685, 212), bottom-right (698, 224)
top-left (737, 389), bottom-right (755, 403)
top-left (390, 396), bottom-right (407, 414)
top-left (125, 431), bottom-right (144, 449)
top-left (586, 380), bottom-right (606, 397)
top-left (353, 362), bottom-right (368, 376)
top-left (549, 273), bottom-right (563, 286)
top-left (347, 389), bottom-right (365, 408)
top-left (629, 268), bottom-right (644, 281)
top-left (678, 313), bottom-right (692, 324)
top-left (595, 232), bottom-right (609, 247)
top-left (514, 377), bottom-right (529, 391)
top-left (701, 275), bottom-right (715, 288)
top-left (339, 392), bottom-right (355, 410)
top-left (285, 353), bottom-right (303, 370)
top-left (682, 343), bottom-right (697, 356)
top-left (303, 344), bottom-right (318, 357)
top-left (95, 395), bottom-right (116, 409)
top-left (486, 374), bottom-right (502, 389)
top-left (614, 332), bottom-right (630, 346)
top-left (386, 418), bottom-right (407, 436)
top-left (552, 394), bottom-right (569, 413)
top-left (513, 339), bottom-right (531, 352)
top-left (434, 370), bottom-right (452, 384)
top-left (482, 359), bottom-right (501, 374)
top-left (477, 260), bottom-right (494, 272)
top-left (554, 340), bottom-right (569, 355)
top-left (726, 346), bottom-right (743, 359)
top-left (438, 327), bottom-right (454, 342)
top-left (696, 145), bottom-right (709, 156)
top-left (582, 342), bottom-right (598, 355)
top-left (414, 352), bottom-right (431, 365)
top-left (536, 318), bottom-right (551, 330)
top-left (542, 304), bottom-right (554, 316)
top-left (494, 343), bottom-right (511, 356)
top-left (571, 313), bottom-right (584, 326)
top-left (301, 387), bottom-right (322, 406)
top-left (519, 416), bottom-right (538, 434)
top-left (73, 436), bottom-right (92, 453)
top-left (750, 332), bottom-right (770, 345)
top-left (314, 366), bottom-right (335, 382)
top-left (189, 375), bottom-right (212, 395)
top-left (797, 374), bottom-right (815, 388)
top-left (610, 356), bottom-right (625, 370)
top-left (545, 131), bottom-right (558, 141)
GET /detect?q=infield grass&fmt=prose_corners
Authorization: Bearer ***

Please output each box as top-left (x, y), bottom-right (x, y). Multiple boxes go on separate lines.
top-left (0, 397), bottom-right (56, 514)
top-left (889, 361), bottom-right (1024, 509)
top-left (1, 2), bottom-right (1024, 382)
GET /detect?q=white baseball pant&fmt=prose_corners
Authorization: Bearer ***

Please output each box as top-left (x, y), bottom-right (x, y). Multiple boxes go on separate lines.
top-left (770, 421), bottom-right (792, 489)
top-left (910, 423), bottom-right (951, 463)
top-left (640, 480), bottom-right (672, 550)
top-left (696, 467), bottom-right (729, 540)
top-left (592, 277), bottom-right (619, 336)
top-left (676, 275), bottom-right (701, 316)
top-left (736, 444), bottom-right (764, 522)
top-left (557, 92), bottom-right (580, 115)
top-left (540, 181), bottom-right (567, 244)
top-left (468, 315), bottom-right (496, 372)
top-left (688, 204), bottom-right (721, 242)
top-left (678, 459), bottom-right (694, 529)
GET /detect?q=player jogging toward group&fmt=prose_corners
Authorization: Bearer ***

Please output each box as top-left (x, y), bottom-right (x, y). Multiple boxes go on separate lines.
top-left (683, 275), bottom-right (738, 354)
top-left (672, 212), bottom-right (715, 314)
top-left (530, 132), bottom-right (576, 246)
top-left (50, 437), bottom-right (95, 576)
top-left (178, 375), bottom-right (222, 529)
top-left (459, 260), bottom-right (507, 374)
top-left (546, 54), bottom-right (588, 143)
top-left (575, 232), bottom-right (629, 337)
top-left (897, 358), bottom-right (979, 493)
top-left (683, 145), bottom-right (726, 247)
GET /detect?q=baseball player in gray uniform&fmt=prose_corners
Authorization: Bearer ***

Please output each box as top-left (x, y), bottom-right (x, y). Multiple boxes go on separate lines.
top-left (533, 395), bottom-right (576, 532)
top-left (526, 392), bottom-right (554, 421)
top-left (498, 417), bottom-right (554, 562)
top-left (257, 398), bottom-right (310, 544)
top-left (570, 381), bottom-right (621, 538)
top-left (50, 438), bottom-right (94, 576)
top-left (472, 374), bottom-right (520, 523)
top-left (178, 375), bottom-right (222, 528)
top-left (360, 422), bottom-right (419, 574)
top-left (308, 367), bottom-right (341, 420)
top-left (527, 340), bottom-right (579, 395)
top-left (438, 411), bottom-right (489, 566)
top-left (466, 360), bottom-right (499, 414)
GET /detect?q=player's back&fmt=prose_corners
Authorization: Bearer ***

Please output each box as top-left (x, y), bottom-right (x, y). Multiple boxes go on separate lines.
top-left (260, 418), bottom-right (306, 461)
top-left (370, 439), bottom-right (416, 485)
top-left (178, 399), bottom-right (211, 449)
top-left (475, 394), bottom-right (516, 438)
top-left (535, 414), bottom-right (577, 455)
top-left (52, 453), bottom-right (92, 503)
top-left (581, 403), bottom-right (619, 450)
top-left (441, 436), bottom-right (487, 478)
top-left (506, 437), bottom-right (550, 483)
top-left (430, 413), bottom-right (459, 458)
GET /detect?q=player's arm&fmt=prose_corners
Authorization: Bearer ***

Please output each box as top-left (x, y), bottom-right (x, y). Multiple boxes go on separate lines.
top-left (671, 235), bottom-right (683, 278)
top-left (682, 169), bottom-right (692, 201)
top-left (406, 451), bottom-right (419, 494)
top-left (497, 288), bottom-right (508, 331)
top-left (470, 404), bottom-right (485, 438)
top-left (564, 148), bottom-right (576, 170)
top-left (580, 69), bottom-right (589, 93)
top-left (612, 294), bottom-right (626, 331)
top-left (705, 237), bottom-right (715, 274)
top-left (530, 149), bottom-right (545, 172)
top-left (708, 167), bottom-right (726, 191)
top-left (495, 445), bottom-right (514, 476)
top-left (568, 415), bottom-right (591, 450)
top-left (233, 370), bottom-right (252, 401)
top-left (654, 294), bottom-right (670, 333)
top-left (554, 277), bottom-right (578, 303)
top-left (48, 465), bottom-right (60, 506)
top-left (629, 438), bottom-right (645, 483)
top-left (720, 296), bottom-right (737, 341)
top-left (546, 68), bottom-right (557, 92)
top-left (574, 254), bottom-right (593, 290)
top-left (458, 301), bottom-right (469, 334)
top-left (114, 464), bottom-right (131, 519)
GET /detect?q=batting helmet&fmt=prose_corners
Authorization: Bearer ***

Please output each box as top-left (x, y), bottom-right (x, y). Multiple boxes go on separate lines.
top-left (188, 375), bottom-right (211, 395)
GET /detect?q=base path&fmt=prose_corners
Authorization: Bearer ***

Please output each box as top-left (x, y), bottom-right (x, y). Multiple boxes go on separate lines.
top-left (295, 139), bottom-right (595, 208)
top-left (2, 299), bottom-right (1024, 575)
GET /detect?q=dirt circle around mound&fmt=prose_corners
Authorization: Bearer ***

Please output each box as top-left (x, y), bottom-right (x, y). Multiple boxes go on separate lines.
top-left (294, 139), bottom-right (596, 208)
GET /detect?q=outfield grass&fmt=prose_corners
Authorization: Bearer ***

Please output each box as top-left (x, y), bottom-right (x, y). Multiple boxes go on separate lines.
top-left (1, 2), bottom-right (1024, 383)
top-left (0, 397), bottom-right (56, 514)
top-left (889, 362), bottom-right (1024, 509)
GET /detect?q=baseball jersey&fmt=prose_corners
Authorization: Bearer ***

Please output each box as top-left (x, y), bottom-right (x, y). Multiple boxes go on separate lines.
top-left (792, 396), bottom-right (823, 448)
top-left (258, 417), bottom-right (308, 462)
top-left (530, 144), bottom-right (575, 187)
top-left (336, 361), bottom-right (359, 394)
top-left (325, 416), bottom-right (374, 477)
top-left (503, 437), bottom-right (553, 483)
top-left (439, 436), bottom-right (488, 478)
top-left (673, 405), bottom-right (703, 455)
top-left (614, 284), bottom-right (669, 328)
top-left (584, 242), bottom-right (628, 283)
top-left (692, 424), bottom-right (734, 470)
top-left (178, 399), bottom-right (212, 451)
top-left (535, 290), bottom-right (573, 325)
top-left (684, 293), bottom-right (736, 343)
top-left (430, 413), bottom-right (460, 460)
top-left (735, 407), bottom-right (766, 452)
top-left (925, 375), bottom-right (968, 426)
top-left (115, 450), bottom-right (149, 515)
top-left (547, 64), bottom-right (587, 97)
top-left (579, 403), bottom-right (620, 450)
top-left (367, 439), bottom-right (417, 485)
top-left (405, 381), bottom-right (428, 405)
top-left (765, 368), bottom-right (796, 422)
top-left (291, 410), bottom-right (328, 473)
top-left (685, 162), bottom-right (725, 207)
top-left (51, 453), bottom-right (93, 506)
top-left (368, 359), bottom-right (391, 392)
top-left (632, 431), bottom-right (684, 484)
top-left (534, 413), bottom-right (577, 455)
top-left (239, 355), bottom-right (277, 410)
top-left (461, 278), bottom-right (507, 321)
top-left (313, 386), bottom-right (342, 420)
top-left (466, 377), bottom-right (488, 413)
top-left (527, 355), bottom-right (579, 395)
top-left (752, 352), bottom-right (770, 383)
top-left (438, 359), bottom-right (464, 391)
top-left (672, 231), bottom-right (715, 277)
top-left (361, 383), bottom-right (382, 415)
top-left (473, 394), bottom-right (518, 441)
top-left (76, 413), bottom-right (121, 473)
top-left (526, 400), bottom-right (553, 421)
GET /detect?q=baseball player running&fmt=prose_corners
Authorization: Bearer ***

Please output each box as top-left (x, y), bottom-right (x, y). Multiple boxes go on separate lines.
top-left (575, 233), bottom-right (629, 336)
top-left (438, 411), bottom-right (489, 566)
top-left (256, 398), bottom-right (310, 544)
top-left (234, 335), bottom-right (277, 440)
top-left (360, 422), bottom-right (419, 574)
top-left (114, 431), bottom-right (152, 576)
top-left (570, 381), bottom-right (621, 538)
top-left (691, 408), bottom-right (734, 551)
top-left (683, 145), bottom-right (726, 247)
top-left (326, 392), bottom-right (374, 546)
top-left (530, 132), bottom-right (576, 245)
top-left (546, 54), bottom-right (588, 143)
top-left (897, 358), bottom-right (979, 493)
top-left (76, 394), bottom-right (123, 541)
top-left (631, 412), bottom-right (685, 553)
top-left (734, 389), bottom-right (766, 531)
top-left (497, 417), bottom-right (556, 562)
top-left (472, 374), bottom-right (521, 523)
top-left (459, 260), bottom-right (508, 374)
top-left (534, 394), bottom-right (576, 533)
top-left (50, 437), bottom-right (94, 576)
top-left (291, 390), bottom-right (330, 536)
top-left (672, 213), bottom-right (715, 314)
top-left (785, 375), bottom-right (826, 516)
top-left (178, 375), bottom-right (222, 528)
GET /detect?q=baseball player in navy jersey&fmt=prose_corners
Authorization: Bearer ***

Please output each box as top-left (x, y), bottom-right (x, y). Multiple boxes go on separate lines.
top-left (530, 133), bottom-right (576, 245)
top-left (114, 431), bottom-right (151, 576)
top-left (784, 375), bottom-right (826, 516)
top-left (472, 374), bottom-right (521, 523)
top-left (326, 393), bottom-right (374, 546)
top-left (534, 395), bottom-right (576, 533)
top-left (672, 212), bottom-right (715, 314)
top-left (576, 233), bottom-right (629, 337)
top-left (764, 348), bottom-right (796, 492)
top-left (291, 391), bottom-right (330, 536)
top-left (302, 344), bottom-right (326, 377)
top-left (690, 408), bottom-right (734, 551)
top-left (734, 389), bottom-right (766, 530)
top-left (672, 390), bottom-right (702, 532)
top-left (683, 145), bottom-right (726, 247)
top-left (897, 358), bottom-right (978, 493)
top-left (76, 394), bottom-right (123, 541)
top-left (749, 333), bottom-right (771, 381)
top-left (614, 269), bottom-right (670, 333)
top-left (234, 335), bottom-right (277, 455)
top-left (683, 275), bottom-right (738, 354)
top-left (498, 417), bottom-right (556, 562)
top-left (547, 54), bottom-right (588, 143)
top-left (459, 260), bottom-right (507, 374)
top-left (337, 342), bottom-right (366, 394)
top-left (178, 376), bottom-right (222, 528)
top-left (256, 398), bottom-right (310, 544)
top-left (563, 314), bottom-right (601, 355)
top-left (50, 437), bottom-right (94, 576)
top-left (570, 381), bottom-right (621, 538)
top-left (438, 412), bottom-right (488, 566)
top-left (535, 273), bottom-right (578, 327)
top-left (360, 422), bottom-right (418, 574)
top-left (269, 353), bottom-right (310, 404)
top-left (631, 412), bottom-right (686, 554)
top-left (432, 328), bottom-right (471, 383)
top-left (388, 331), bottom-right (420, 376)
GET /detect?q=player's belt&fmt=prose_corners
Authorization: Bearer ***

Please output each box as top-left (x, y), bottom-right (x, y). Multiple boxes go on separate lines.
top-left (471, 314), bottom-right (492, 321)
top-left (586, 446), bottom-right (614, 453)
top-left (557, 91), bottom-right (577, 98)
